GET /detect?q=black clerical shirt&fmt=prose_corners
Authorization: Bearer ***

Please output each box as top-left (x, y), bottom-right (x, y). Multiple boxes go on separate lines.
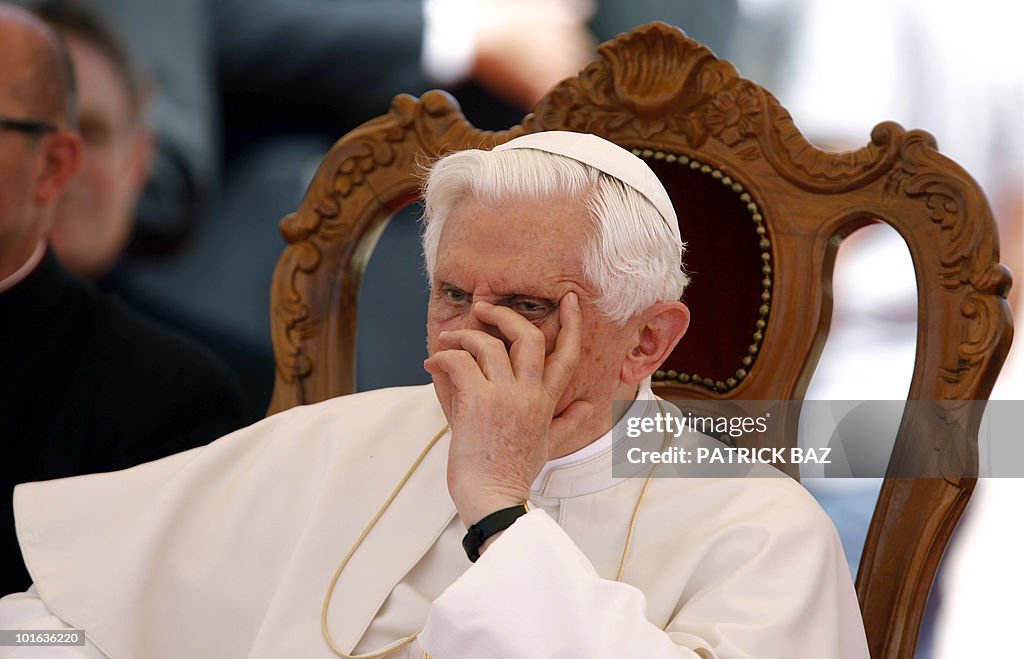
top-left (0, 251), bottom-right (244, 594)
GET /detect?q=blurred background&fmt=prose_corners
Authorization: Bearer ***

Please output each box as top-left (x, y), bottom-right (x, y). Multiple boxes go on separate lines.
top-left (11, 0), bottom-right (1022, 656)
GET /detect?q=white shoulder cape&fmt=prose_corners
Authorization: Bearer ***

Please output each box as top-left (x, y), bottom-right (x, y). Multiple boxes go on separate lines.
top-left (14, 385), bottom-right (454, 658)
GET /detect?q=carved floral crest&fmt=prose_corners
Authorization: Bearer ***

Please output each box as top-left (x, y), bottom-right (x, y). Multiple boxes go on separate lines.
top-left (527, 23), bottom-right (761, 149)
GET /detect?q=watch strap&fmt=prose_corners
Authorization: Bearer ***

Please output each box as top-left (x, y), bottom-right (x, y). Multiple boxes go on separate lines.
top-left (462, 503), bottom-right (529, 562)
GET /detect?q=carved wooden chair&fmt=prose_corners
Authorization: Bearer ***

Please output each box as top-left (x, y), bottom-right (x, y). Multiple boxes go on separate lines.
top-left (266, 23), bottom-right (1013, 658)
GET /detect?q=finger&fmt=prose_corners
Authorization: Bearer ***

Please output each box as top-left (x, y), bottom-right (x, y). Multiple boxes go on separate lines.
top-left (543, 292), bottom-right (583, 395)
top-left (437, 330), bottom-right (515, 383)
top-left (549, 399), bottom-right (594, 449)
top-left (471, 301), bottom-right (547, 383)
top-left (424, 350), bottom-right (488, 392)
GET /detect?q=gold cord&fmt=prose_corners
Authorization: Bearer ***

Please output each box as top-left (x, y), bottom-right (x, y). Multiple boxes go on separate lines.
top-left (321, 425), bottom-right (449, 658)
top-left (322, 402), bottom-right (671, 658)
top-left (616, 436), bottom-right (666, 581)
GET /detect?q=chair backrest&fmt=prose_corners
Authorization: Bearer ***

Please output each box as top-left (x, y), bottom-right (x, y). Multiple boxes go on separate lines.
top-left (267, 23), bottom-right (1013, 658)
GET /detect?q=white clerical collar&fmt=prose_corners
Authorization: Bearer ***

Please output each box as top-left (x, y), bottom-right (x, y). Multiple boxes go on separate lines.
top-left (0, 240), bottom-right (46, 294)
top-left (531, 382), bottom-right (656, 497)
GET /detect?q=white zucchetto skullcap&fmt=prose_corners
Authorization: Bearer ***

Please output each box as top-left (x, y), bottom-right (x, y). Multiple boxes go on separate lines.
top-left (492, 131), bottom-right (680, 242)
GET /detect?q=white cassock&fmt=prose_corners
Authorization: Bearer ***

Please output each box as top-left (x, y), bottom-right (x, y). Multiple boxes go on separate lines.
top-left (0, 384), bottom-right (867, 658)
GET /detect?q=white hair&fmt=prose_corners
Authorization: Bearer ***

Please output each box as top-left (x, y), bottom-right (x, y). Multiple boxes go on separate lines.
top-left (421, 147), bottom-right (689, 325)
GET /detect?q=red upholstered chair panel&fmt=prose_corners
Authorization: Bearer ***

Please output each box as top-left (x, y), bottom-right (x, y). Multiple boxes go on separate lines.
top-left (645, 154), bottom-right (766, 391)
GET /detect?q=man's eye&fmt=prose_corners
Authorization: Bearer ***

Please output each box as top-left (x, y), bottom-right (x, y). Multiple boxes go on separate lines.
top-left (443, 288), bottom-right (468, 304)
top-left (79, 119), bottom-right (114, 147)
top-left (509, 300), bottom-right (549, 316)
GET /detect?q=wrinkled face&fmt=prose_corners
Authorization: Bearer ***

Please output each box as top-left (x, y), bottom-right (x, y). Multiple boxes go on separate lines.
top-left (426, 193), bottom-right (638, 440)
top-left (50, 35), bottom-right (148, 279)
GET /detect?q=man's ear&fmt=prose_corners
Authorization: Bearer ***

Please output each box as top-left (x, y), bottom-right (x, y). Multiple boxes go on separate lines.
top-left (33, 130), bottom-right (82, 205)
top-left (621, 301), bottom-right (690, 386)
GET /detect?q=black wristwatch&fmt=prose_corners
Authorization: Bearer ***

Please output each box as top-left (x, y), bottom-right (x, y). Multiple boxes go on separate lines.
top-left (462, 503), bottom-right (529, 562)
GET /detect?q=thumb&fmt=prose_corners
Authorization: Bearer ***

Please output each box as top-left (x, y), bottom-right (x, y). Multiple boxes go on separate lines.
top-left (550, 399), bottom-right (594, 438)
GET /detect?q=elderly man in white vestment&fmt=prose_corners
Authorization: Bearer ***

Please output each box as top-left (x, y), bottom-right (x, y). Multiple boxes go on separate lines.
top-left (0, 130), bottom-right (869, 658)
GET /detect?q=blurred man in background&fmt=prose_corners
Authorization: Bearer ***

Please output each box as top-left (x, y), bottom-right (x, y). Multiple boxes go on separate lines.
top-left (32, 0), bottom-right (154, 281)
top-left (0, 1), bottom-right (244, 595)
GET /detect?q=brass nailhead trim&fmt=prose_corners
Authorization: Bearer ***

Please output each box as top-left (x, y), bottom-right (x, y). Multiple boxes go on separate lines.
top-left (633, 148), bottom-right (772, 393)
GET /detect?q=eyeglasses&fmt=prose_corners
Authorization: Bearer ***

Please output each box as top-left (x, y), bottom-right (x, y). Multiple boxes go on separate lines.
top-left (0, 117), bottom-right (57, 135)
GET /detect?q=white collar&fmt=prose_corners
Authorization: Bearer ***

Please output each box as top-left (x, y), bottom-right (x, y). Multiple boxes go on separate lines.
top-left (0, 241), bottom-right (46, 294)
top-left (530, 382), bottom-right (658, 499)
